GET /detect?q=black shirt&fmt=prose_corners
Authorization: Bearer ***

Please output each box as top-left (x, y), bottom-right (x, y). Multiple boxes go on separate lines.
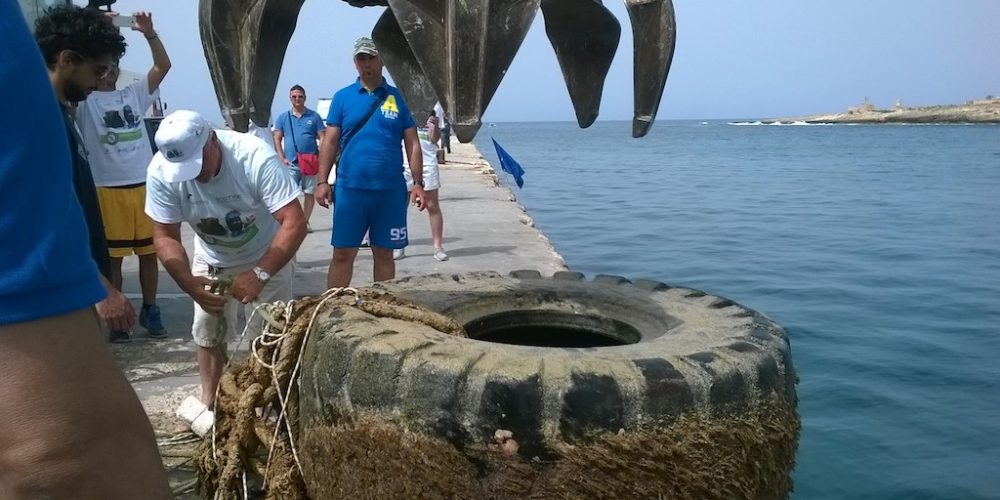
top-left (61, 103), bottom-right (111, 280)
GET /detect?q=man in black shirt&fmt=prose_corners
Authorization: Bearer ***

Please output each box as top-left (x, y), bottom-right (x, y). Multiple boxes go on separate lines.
top-left (0, 5), bottom-right (173, 498)
top-left (36, 5), bottom-right (136, 341)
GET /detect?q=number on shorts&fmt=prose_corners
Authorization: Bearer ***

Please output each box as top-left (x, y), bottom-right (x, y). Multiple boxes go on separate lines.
top-left (390, 227), bottom-right (408, 241)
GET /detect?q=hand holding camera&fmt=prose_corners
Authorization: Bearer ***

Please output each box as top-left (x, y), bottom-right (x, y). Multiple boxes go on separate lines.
top-left (108, 11), bottom-right (155, 39)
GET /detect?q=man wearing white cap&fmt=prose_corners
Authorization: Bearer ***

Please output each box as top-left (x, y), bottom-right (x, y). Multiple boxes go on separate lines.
top-left (145, 110), bottom-right (306, 409)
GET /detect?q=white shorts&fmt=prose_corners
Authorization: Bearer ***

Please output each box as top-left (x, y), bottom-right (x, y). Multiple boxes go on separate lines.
top-left (190, 253), bottom-right (294, 347)
top-left (404, 160), bottom-right (440, 191)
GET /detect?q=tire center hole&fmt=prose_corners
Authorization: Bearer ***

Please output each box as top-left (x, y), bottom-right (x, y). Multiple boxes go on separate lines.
top-left (464, 310), bottom-right (640, 348)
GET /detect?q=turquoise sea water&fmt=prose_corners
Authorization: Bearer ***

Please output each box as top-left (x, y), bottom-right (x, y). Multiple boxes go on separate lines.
top-left (474, 121), bottom-right (1000, 499)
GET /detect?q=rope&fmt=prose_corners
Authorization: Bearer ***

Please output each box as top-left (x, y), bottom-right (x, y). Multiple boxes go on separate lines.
top-left (197, 286), bottom-right (465, 499)
top-left (260, 288), bottom-right (359, 486)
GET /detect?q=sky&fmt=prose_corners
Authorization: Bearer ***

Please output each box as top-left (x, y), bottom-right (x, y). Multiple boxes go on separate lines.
top-left (76, 0), bottom-right (1000, 124)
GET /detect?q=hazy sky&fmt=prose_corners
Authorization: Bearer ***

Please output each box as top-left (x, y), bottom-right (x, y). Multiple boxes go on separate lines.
top-left (95, 0), bottom-right (999, 124)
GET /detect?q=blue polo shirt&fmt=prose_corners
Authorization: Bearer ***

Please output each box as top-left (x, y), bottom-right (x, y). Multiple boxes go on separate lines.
top-left (326, 78), bottom-right (415, 190)
top-left (274, 108), bottom-right (324, 161)
top-left (0, 6), bottom-right (105, 325)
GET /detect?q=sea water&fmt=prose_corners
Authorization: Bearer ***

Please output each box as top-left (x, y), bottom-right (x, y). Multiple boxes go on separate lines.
top-left (475, 121), bottom-right (1000, 499)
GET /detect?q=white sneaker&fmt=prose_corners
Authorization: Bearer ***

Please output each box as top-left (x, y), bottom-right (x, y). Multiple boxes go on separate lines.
top-left (433, 248), bottom-right (449, 261)
top-left (393, 248), bottom-right (405, 260)
top-left (177, 395), bottom-right (215, 437)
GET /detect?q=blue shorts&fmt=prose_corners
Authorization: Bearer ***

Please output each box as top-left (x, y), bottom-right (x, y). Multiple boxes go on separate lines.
top-left (332, 184), bottom-right (409, 249)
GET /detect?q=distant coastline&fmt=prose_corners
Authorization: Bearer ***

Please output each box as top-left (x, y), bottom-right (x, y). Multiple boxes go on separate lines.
top-left (768, 97), bottom-right (1000, 124)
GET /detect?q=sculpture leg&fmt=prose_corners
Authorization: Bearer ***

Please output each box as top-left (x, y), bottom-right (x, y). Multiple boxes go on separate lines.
top-left (388, 0), bottom-right (540, 142)
top-left (625, 0), bottom-right (676, 137)
top-left (540, 0), bottom-right (621, 128)
top-left (373, 8), bottom-right (440, 118)
top-left (199, 0), bottom-right (305, 131)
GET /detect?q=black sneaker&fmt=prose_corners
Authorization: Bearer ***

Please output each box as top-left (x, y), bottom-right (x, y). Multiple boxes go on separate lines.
top-left (108, 330), bottom-right (132, 343)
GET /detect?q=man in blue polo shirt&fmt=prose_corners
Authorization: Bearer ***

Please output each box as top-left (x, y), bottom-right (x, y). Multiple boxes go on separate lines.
top-left (273, 84), bottom-right (325, 232)
top-left (316, 37), bottom-right (427, 287)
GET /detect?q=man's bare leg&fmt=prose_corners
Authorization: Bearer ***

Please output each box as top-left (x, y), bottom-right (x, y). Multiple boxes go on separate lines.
top-left (109, 256), bottom-right (124, 290)
top-left (327, 247), bottom-right (360, 288)
top-left (196, 344), bottom-right (227, 407)
top-left (371, 246), bottom-right (395, 282)
top-left (303, 193), bottom-right (315, 222)
top-left (0, 308), bottom-right (171, 499)
top-left (138, 253), bottom-right (159, 305)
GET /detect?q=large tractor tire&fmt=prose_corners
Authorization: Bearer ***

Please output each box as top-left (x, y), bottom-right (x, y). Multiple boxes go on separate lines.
top-left (298, 271), bottom-right (799, 499)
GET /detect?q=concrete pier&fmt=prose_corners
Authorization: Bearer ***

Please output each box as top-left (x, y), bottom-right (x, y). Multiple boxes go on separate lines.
top-left (110, 141), bottom-right (566, 489)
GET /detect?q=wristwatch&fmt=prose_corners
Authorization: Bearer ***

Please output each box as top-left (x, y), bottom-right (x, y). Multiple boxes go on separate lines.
top-left (252, 266), bottom-right (271, 284)
top-left (414, 180), bottom-right (425, 188)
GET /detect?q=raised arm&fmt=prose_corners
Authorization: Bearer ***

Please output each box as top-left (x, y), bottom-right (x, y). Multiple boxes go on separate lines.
top-left (427, 115), bottom-right (441, 143)
top-left (132, 12), bottom-right (171, 92)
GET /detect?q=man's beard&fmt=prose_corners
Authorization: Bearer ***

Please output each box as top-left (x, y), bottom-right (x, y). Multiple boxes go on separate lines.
top-left (64, 82), bottom-right (90, 103)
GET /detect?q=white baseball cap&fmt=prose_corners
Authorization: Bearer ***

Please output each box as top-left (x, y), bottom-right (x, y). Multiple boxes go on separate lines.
top-left (154, 110), bottom-right (211, 182)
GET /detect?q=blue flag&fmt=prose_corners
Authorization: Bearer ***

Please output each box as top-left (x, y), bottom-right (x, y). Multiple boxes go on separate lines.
top-left (491, 138), bottom-right (525, 188)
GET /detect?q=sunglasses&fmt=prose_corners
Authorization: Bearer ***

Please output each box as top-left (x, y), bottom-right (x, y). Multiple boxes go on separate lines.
top-left (71, 51), bottom-right (115, 79)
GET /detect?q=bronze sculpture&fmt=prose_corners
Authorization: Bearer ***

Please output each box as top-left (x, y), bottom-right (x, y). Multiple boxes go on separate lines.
top-left (199, 0), bottom-right (675, 141)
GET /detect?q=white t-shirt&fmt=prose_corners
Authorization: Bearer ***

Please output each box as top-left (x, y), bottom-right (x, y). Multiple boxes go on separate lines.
top-left (402, 128), bottom-right (439, 171)
top-left (77, 79), bottom-right (158, 186)
top-left (247, 120), bottom-right (275, 152)
top-left (145, 130), bottom-right (301, 267)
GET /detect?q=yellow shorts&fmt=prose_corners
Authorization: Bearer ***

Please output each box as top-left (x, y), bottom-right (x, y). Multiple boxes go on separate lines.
top-left (97, 184), bottom-right (155, 258)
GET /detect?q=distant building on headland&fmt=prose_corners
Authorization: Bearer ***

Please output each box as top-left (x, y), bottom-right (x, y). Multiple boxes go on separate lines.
top-left (967, 95), bottom-right (1000, 105)
top-left (846, 97), bottom-right (876, 115)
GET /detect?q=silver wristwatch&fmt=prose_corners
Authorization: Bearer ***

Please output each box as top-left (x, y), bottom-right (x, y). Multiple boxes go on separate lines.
top-left (252, 266), bottom-right (271, 284)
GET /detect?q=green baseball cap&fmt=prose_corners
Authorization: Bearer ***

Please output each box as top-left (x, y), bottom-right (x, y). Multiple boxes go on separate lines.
top-left (353, 37), bottom-right (378, 57)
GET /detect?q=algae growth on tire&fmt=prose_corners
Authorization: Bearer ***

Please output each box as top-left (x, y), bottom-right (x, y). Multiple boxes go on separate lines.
top-left (295, 271), bottom-right (799, 499)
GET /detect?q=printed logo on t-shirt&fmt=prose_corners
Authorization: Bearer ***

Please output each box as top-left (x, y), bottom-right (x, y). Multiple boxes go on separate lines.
top-left (100, 105), bottom-right (144, 145)
top-left (381, 95), bottom-right (399, 120)
top-left (195, 210), bottom-right (260, 248)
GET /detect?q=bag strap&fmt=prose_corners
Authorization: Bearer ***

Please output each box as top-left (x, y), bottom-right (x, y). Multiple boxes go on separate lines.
top-left (340, 89), bottom-right (388, 157)
top-left (286, 111), bottom-right (300, 154)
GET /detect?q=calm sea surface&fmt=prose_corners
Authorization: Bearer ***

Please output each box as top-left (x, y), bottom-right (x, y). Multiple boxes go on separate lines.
top-left (474, 121), bottom-right (1000, 499)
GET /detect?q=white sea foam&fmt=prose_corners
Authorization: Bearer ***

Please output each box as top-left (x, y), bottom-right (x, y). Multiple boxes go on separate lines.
top-left (728, 120), bottom-right (835, 126)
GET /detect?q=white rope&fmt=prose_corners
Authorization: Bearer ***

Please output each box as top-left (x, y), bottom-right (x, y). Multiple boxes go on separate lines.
top-left (210, 290), bottom-right (289, 460)
top-left (260, 287), bottom-right (360, 483)
top-left (204, 283), bottom-right (362, 496)
top-left (258, 299), bottom-right (296, 490)
top-left (241, 470), bottom-right (249, 500)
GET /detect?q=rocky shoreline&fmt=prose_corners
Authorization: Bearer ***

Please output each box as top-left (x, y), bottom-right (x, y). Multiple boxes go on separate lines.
top-left (770, 98), bottom-right (1000, 124)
